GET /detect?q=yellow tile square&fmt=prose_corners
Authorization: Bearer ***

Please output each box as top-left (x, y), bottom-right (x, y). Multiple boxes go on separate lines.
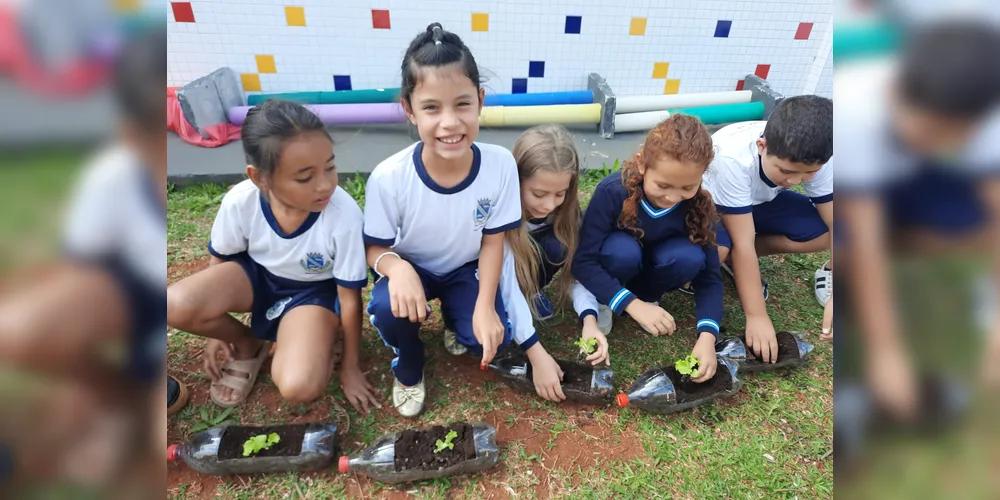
top-left (652, 62), bottom-right (670, 79)
top-left (472, 13), bottom-right (489, 32)
top-left (112, 0), bottom-right (140, 13)
top-left (241, 73), bottom-right (261, 92)
top-left (664, 79), bottom-right (681, 95)
top-left (285, 6), bottom-right (306, 27)
top-left (256, 55), bottom-right (276, 74)
top-left (630, 17), bottom-right (647, 36)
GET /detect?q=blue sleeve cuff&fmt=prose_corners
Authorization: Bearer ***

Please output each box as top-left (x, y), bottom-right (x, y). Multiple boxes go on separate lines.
top-left (579, 309), bottom-right (597, 323)
top-left (207, 240), bottom-right (239, 259)
top-left (716, 204), bottom-right (753, 215)
top-left (362, 233), bottom-right (396, 246)
top-left (809, 193), bottom-right (834, 205)
top-left (483, 219), bottom-right (522, 235)
top-left (334, 277), bottom-right (368, 289)
top-left (608, 288), bottom-right (636, 315)
top-left (697, 319), bottom-right (721, 336)
top-left (517, 332), bottom-right (540, 351)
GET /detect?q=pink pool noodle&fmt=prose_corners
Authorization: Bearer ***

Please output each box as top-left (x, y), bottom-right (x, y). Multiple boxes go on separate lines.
top-left (228, 103), bottom-right (408, 125)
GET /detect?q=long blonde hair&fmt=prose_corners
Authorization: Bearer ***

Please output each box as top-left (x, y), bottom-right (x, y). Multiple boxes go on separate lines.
top-left (505, 125), bottom-right (581, 316)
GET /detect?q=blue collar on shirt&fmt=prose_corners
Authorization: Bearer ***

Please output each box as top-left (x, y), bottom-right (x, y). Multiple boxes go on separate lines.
top-left (259, 193), bottom-right (320, 239)
top-left (640, 197), bottom-right (680, 218)
top-left (757, 154), bottom-right (779, 188)
top-left (413, 142), bottom-right (482, 195)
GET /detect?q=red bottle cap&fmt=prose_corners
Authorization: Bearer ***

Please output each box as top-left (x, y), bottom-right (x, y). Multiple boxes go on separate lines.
top-left (480, 363), bottom-right (488, 371)
top-left (338, 456), bottom-right (350, 473)
top-left (616, 393), bottom-right (629, 408)
top-left (167, 444), bottom-right (178, 461)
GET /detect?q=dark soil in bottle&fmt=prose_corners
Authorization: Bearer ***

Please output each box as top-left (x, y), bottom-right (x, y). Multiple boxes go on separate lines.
top-left (736, 332), bottom-right (800, 364)
top-left (217, 424), bottom-right (307, 460)
top-left (394, 423), bottom-right (477, 472)
top-left (664, 366), bottom-right (733, 404)
top-left (536, 360), bottom-right (594, 393)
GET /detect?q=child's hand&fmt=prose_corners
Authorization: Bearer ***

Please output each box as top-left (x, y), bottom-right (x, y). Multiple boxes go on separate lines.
top-left (581, 320), bottom-right (610, 366)
top-left (473, 300), bottom-right (504, 366)
top-left (981, 319), bottom-right (1000, 386)
top-left (868, 338), bottom-right (918, 421)
top-left (625, 301), bottom-right (676, 336)
top-left (203, 339), bottom-right (233, 381)
top-left (339, 365), bottom-right (382, 414)
top-left (690, 332), bottom-right (719, 383)
top-left (386, 260), bottom-right (428, 323)
top-left (745, 316), bottom-right (778, 363)
top-left (821, 296), bottom-right (833, 341)
top-left (526, 346), bottom-right (565, 402)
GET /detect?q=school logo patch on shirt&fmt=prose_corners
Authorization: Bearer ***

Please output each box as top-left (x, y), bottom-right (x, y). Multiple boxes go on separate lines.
top-left (266, 296), bottom-right (293, 320)
top-left (300, 252), bottom-right (333, 274)
top-left (474, 197), bottom-right (493, 229)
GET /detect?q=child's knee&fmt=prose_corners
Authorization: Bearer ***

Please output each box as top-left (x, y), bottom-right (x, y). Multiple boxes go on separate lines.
top-left (273, 369), bottom-right (327, 404)
top-left (166, 286), bottom-right (201, 330)
top-left (599, 232), bottom-right (642, 280)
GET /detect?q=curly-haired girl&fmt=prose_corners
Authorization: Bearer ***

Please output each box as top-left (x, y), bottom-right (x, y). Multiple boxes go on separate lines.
top-left (572, 114), bottom-right (723, 382)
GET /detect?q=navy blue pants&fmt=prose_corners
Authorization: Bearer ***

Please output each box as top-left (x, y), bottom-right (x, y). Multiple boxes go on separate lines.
top-left (531, 225), bottom-right (567, 289)
top-left (716, 190), bottom-right (830, 249)
top-left (600, 232), bottom-right (706, 303)
top-left (367, 260), bottom-right (513, 386)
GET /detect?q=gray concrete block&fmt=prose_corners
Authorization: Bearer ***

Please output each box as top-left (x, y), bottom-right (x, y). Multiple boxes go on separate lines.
top-left (745, 75), bottom-right (784, 119)
top-left (589, 73), bottom-right (616, 139)
top-left (176, 68), bottom-right (245, 138)
top-left (209, 68), bottom-right (245, 113)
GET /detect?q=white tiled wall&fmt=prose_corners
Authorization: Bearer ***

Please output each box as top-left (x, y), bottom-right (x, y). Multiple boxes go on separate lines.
top-left (167, 0), bottom-right (832, 99)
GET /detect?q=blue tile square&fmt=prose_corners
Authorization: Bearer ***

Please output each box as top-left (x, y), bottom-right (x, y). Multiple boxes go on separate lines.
top-left (333, 75), bottom-right (352, 91)
top-left (714, 20), bottom-right (732, 38)
top-left (512, 78), bottom-right (528, 94)
top-left (529, 61), bottom-right (545, 78)
top-left (565, 16), bottom-right (581, 34)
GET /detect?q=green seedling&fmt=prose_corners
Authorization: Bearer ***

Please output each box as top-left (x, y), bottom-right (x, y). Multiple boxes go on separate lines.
top-left (675, 355), bottom-right (701, 378)
top-left (242, 432), bottom-right (280, 457)
top-left (434, 430), bottom-right (458, 454)
top-left (575, 337), bottom-right (598, 356)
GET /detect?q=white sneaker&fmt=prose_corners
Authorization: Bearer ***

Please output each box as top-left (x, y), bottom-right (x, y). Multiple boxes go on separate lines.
top-left (814, 260), bottom-right (832, 306)
top-left (443, 328), bottom-right (468, 355)
top-left (392, 377), bottom-right (426, 418)
top-left (597, 304), bottom-right (613, 336)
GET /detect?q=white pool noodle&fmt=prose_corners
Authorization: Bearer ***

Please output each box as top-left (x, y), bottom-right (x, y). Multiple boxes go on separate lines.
top-left (613, 110), bottom-right (672, 133)
top-left (615, 91), bottom-right (753, 114)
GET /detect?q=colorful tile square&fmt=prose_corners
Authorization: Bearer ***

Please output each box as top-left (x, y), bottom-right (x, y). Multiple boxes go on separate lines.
top-left (171, 2), bottom-right (195, 23)
top-left (112, 0), bottom-right (141, 13)
top-left (285, 6), bottom-right (306, 27)
top-left (714, 20), bottom-right (732, 38)
top-left (565, 16), bottom-right (582, 34)
top-left (255, 55), bottom-right (276, 74)
top-left (529, 61), bottom-right (545, 78)
top-left (472, 13), bottom-right (489, 32)
top-left (333, 75), bottom-right (352, 91)
top-left (664, 79), bottom-right (680, 95)
top-left (736, 79), bottom-right (745, 91)
top-left (629, 17), bottom-right (647, 36)
top-left (371, 9), bottom-right (391, 30)
top-left (241, 74), bottom-right (261, 92)
top-left (652, 62), bottom-right (670, 79)
top-left (795, 22), bottom-right (814, 40)
top-left (755, 64), bottom-right (771, 79)
top-left (512, 78), bottom-right (528, 94)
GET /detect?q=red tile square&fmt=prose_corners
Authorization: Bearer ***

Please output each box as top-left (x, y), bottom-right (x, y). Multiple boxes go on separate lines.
top-left (371, 9), bottom-right (391, 29)
top-left (736, 79), bottom-right (745, 91)
top-left (755, 64), bottom-right (771, 79)
top-left (795, 22), bottom-right (814, 40)
top-left (171, 2), bottom-right (195, 23)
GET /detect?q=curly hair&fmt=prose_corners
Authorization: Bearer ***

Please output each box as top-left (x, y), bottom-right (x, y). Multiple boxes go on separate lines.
top-left (618, 113), bottom-right (718, 245)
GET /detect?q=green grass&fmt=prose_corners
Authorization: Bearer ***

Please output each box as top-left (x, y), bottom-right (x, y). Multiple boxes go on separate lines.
top-left (167, 162), bottom-right (834, 499)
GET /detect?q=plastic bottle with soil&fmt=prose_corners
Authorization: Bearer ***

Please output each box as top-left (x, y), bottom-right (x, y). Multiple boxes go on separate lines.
top-left (167, 422), bottom-right (339, 476)
top-left (338, 422), bottom-right (499, 484)
top-left (485, 354), bottom-right (614, 405)
top-left (616, 355), bottom-right (741, 414)
top-left (717, 332), bottom-right (813, 372)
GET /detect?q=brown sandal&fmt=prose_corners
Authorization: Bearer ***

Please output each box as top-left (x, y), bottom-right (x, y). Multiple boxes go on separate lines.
top-left (209, 342), bottom-right (270, 408)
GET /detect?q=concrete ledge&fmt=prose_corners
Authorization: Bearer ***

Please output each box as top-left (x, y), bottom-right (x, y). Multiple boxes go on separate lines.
top-left (588, 73), bottom-right (616, 139)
